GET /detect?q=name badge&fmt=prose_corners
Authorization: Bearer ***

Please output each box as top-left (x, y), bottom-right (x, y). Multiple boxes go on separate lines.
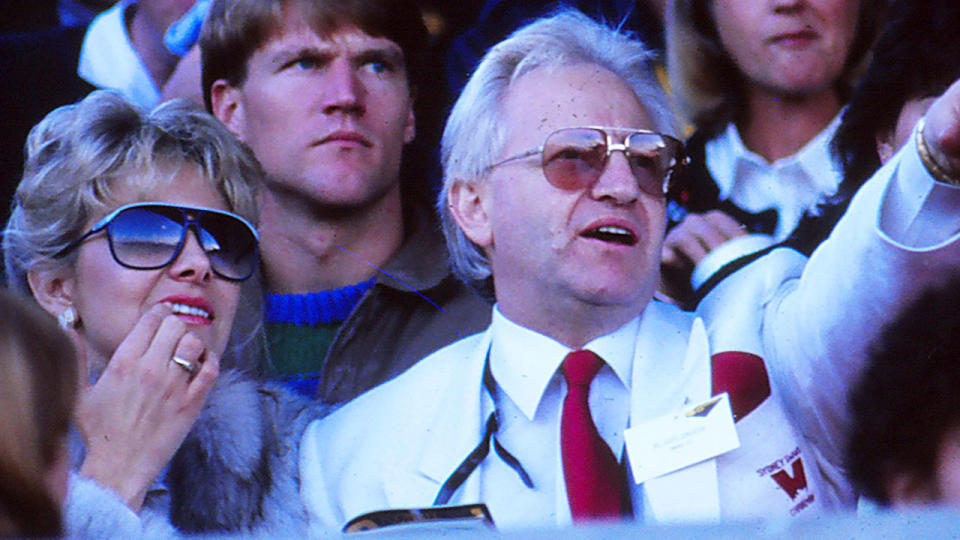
top-left (624, 393), bottom-right (740, 484)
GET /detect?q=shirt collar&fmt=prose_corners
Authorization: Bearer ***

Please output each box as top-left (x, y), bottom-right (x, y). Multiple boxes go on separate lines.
top-left (706, 112), bottom-right (844, 200)
top-left (77, 0), bottom-right (160, 108)
top-left (489, 306), bottom-right (637, 421)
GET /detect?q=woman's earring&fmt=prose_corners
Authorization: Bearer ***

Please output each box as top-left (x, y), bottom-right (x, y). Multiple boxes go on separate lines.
top-left (57, 306), bottom-right (78, 329)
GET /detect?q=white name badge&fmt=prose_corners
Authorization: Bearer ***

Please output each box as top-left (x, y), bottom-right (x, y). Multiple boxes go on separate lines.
top-left (625, 393), bottom-right (740, 484)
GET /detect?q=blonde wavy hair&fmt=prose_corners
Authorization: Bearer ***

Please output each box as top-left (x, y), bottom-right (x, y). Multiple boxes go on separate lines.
top-left (3, 90), bottom-right (262, 296)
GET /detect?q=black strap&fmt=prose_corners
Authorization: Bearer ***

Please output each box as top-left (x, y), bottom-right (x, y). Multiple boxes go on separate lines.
top-left (493, 436), bottom-right (535, 489)
top-left (433, 412), bottom-right (498, 505)
top-left (685, 243), bottom-right (783, 310)
top-left (432, 356), bottom-right (534, 505)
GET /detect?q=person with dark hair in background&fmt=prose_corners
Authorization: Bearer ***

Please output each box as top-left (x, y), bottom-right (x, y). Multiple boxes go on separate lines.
top-left (201, 0), bottom-right (489, 405)
top-left (660, 0), bottom-right (887, 305)
top-left (0, 289), bottom-right (78, 538)
top-left (847, 276), bottom-right (960, 507)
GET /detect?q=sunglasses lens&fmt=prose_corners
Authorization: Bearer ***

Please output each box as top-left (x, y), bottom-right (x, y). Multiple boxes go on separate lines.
top-left (626, 133), bottom-right (681, 195)
top-left (197, 212), bottom-right (258, 281)
top-left (108, 207), bottom-right (184, 268)
top-left (541, 128), bottom-right (607, 190)
top-left (105, 205), bottom-right (257, 281)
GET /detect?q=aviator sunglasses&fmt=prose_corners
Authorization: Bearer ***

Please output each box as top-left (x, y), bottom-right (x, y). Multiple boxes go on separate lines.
top-left (59, 202), bottom-right (259, 281)
top-left (487, 126), bottom-right (687, 196)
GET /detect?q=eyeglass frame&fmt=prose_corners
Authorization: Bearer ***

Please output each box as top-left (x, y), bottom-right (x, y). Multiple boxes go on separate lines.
top-left (57, 202), bottom-right (260, 282)
top-left (485, 126), bottom-right (689, 196)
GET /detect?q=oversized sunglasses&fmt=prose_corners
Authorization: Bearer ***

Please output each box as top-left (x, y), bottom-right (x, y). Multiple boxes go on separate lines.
top-left (487, 126), bottom-right (687, 196)
top-left (59, 202), bottom-right (259, 281)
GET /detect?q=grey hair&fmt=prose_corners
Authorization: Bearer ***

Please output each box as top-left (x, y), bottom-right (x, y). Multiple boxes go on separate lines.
top-left (3, 90), bottom-right (263, 295)
top-left (438, 9), bottom-right (678, 284)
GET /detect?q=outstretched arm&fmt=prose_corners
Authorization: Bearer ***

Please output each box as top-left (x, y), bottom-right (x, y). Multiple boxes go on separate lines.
top-left (699, 78), bottom-right (960, 471)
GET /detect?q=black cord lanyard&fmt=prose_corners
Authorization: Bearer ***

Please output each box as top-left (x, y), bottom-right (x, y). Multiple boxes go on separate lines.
top-left (433, 355), bottom-right (535, 505)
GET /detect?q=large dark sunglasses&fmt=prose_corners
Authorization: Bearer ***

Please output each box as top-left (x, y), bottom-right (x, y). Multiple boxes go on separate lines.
top-left (487, 126), bottom-right (687, 196)
top-left (59, 202), bottom-right (259, 281)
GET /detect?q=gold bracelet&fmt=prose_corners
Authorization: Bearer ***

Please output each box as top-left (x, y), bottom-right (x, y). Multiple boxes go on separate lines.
top-left (916, 117), bottom-right (960, 186)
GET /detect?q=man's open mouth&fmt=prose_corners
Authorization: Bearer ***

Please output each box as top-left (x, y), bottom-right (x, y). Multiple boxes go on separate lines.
top-left (581, 225), bottom-right (637, 246)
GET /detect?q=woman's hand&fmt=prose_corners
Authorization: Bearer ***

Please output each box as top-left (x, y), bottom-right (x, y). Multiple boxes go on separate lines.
top-left (75, 303), bottom-right (220, 512)
top-left (661, 210), bottom-right (747, 269)
top-left (659, 210), bottom-right (746, 301)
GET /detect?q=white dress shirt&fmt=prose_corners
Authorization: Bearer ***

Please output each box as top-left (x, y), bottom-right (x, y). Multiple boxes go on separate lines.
top-left (481, 307), bottom-right (636, 527)
top-left (705, 114), bottom-right (844, 242)
top-left (78, 0), bottom-right (161, 109)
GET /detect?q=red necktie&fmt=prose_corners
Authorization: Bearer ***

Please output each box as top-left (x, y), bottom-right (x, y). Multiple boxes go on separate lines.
top-left (560, 350), bottom-right (629, 521)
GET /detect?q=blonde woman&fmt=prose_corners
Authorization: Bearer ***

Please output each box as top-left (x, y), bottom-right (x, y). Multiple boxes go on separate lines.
top-left (4, 90), bottom-right (323, 536)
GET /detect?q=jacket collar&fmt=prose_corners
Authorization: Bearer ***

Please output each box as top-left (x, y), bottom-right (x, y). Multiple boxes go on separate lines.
top-left (376, 203), bottom-right (452, 293)
top-left (629, 304), bottom-right (721, 522)
top-left (383, 331), bottom-right (493, 507)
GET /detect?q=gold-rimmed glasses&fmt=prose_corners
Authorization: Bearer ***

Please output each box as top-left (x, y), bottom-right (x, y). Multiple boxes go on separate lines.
top-left (487, 126), bottom-right (687, 197)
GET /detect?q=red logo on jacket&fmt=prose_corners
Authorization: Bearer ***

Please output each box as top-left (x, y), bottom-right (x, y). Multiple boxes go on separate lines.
top-left (711, 351), bottom-right (770, 421)
top-left (757, 446), bottom-right (814, 514)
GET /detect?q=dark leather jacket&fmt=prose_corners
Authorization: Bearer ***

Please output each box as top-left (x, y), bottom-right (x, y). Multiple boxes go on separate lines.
top-left (316, 207), bottom-right (491, 405)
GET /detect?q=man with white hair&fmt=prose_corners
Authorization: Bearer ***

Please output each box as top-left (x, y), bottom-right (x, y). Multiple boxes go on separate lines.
top-left (300, 10), bottom-right (960, 530)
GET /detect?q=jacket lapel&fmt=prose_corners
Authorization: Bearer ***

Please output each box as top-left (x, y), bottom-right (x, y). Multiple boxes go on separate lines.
top-left (384, 330), bottom-right (494, 508)
top-left (629, 303), bottom-right (721, 522)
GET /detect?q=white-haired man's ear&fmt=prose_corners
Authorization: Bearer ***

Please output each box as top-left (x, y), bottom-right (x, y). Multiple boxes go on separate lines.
top-left (448, 179), bottom-right (493, 249)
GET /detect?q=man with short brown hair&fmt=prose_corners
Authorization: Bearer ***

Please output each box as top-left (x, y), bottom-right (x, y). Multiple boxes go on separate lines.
top-left (200, 0), bottom-right (489, 404)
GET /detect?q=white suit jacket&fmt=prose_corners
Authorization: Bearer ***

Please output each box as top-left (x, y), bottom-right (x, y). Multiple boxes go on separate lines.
top-left (300, 127), bottom-right (960, 531)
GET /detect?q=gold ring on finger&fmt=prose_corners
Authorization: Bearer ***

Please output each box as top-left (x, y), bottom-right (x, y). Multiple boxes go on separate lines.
top-left (171, 355), bottom-right (196, 374)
